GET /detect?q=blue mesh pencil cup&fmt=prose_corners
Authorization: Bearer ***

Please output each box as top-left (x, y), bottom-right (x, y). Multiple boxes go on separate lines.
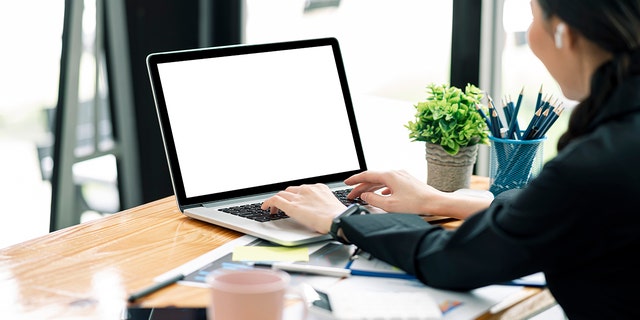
top-left (489, 135), bottom-right (545, 196)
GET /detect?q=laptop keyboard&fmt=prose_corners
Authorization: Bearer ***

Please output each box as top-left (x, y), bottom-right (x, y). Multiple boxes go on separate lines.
top-left (219, 189), bottom-right (364, 223)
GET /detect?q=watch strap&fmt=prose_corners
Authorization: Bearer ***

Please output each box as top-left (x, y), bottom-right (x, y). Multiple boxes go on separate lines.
top-left (328, 204), bottom-right (364, 244)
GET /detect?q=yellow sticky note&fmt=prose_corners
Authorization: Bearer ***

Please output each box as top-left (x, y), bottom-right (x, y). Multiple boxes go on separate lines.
top-left (232, 246), bottom-right (309, 262)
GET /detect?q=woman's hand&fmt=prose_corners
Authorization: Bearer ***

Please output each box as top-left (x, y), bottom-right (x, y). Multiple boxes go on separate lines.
top-left (345, 170), bottom-right (439, 215)
top-left (261, 183), bottom-right (347, 234)
top-left (345, 170), bottom-right (491, 219)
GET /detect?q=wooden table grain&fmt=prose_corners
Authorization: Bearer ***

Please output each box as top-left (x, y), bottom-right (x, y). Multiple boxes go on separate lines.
top-left (0, 196), bottom-right (242, 319)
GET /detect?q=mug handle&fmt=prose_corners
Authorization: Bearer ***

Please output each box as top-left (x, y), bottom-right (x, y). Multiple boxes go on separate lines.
top-left (284, 284), bottom-right (311, 320)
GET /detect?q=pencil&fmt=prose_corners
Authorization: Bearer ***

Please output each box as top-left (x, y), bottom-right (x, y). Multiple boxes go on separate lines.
top-left (536, 104), bottom-right (564, 138)
top-left (507, 100), bottom-right (520, 139)
top-left (507, 88), bottom-right (524, 139)
top-left (488, 96), bottom-right (505, 137)
top-left (522, 107), bottom-right (542, 140)
top-left (527, 107), bottom-right (551, 140)
top-left (503, 97), bottom-right (515, 138)
top-left (532, 104), bottom-right (555, 139)
top-left (535, 84), bottom-right (543, 110)
top-left (514, 87), bottom-right (524, 112)
top-left (487, 98), bottom-right (496, 136)
top-left (503, 96), bottom-right (513, 126)
top-left (532, 96), bottom-right (551, 123)
top-left (492, 110), bottom-right (506, 138)
top-left (474, 103), bottom-right (492, 131)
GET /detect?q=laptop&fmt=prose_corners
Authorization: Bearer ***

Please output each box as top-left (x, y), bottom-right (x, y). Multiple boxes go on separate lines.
top-left (146, 37), bottom-right (367, 246)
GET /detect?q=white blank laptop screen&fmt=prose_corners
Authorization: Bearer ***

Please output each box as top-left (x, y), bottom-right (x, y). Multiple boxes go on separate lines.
top-left (156, 45), bottom-right (361, 198)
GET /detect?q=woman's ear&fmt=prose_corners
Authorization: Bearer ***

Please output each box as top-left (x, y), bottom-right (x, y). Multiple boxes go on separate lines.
top-left (554, 23), bottom-right (566, 49)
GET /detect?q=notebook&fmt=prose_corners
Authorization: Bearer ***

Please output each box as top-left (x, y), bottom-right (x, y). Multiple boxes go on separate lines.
top-left (146, 37), bottom-right (367, 246)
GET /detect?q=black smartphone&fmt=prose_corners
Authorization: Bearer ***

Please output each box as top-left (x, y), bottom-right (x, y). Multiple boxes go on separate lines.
top-left (123, 306), bottom-right (207, 320)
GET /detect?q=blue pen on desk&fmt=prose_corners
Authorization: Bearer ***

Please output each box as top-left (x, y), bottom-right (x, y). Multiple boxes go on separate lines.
top-left (344, 247), bottom-right (362, 269)
top-left (222, 261), bottom-right (415, 280)
top-left (263, 262), bottom-right (416, 280)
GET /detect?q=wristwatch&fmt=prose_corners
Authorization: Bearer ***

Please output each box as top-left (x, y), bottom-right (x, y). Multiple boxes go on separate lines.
top-left (328, 204), bottom-right (368, 244)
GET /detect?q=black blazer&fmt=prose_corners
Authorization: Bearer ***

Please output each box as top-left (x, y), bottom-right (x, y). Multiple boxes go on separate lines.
top-left (340, 76), bottom-right (640, 319)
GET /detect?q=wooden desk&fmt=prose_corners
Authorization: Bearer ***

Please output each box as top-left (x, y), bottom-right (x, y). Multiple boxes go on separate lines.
top-left (0, 196), bottom-right (239, 318)
top-left (0, 175), bottom-right (550, 319)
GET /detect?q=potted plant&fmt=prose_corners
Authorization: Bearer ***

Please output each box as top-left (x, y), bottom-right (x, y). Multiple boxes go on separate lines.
top-left (406, 83), bottom-right (490, 191)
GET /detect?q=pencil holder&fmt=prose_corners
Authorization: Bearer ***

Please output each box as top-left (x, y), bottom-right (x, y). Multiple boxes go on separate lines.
top-left (489, 135), bottom-right (545, 196)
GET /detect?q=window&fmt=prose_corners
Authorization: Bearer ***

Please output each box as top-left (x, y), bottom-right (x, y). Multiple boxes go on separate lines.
top-left (0, 1), bottom-right (64, 247)
top-left (245, 0), bottom-right (454, 180)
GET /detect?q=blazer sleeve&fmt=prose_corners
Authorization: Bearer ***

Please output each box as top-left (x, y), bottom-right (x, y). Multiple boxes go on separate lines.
top-left (340, 189), bottom-right (540, 291)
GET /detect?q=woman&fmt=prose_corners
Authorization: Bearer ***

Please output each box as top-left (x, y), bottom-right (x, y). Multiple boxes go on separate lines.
top-left (262, 0), bottom-right (640, 318)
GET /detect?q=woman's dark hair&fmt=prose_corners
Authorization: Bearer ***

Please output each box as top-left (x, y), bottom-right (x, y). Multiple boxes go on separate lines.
top-left (536, 0), bottom-right (640, 150)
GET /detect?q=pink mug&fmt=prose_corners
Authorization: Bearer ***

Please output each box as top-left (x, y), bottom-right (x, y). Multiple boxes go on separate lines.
top-left (206, 268), bottom-right (306, 320)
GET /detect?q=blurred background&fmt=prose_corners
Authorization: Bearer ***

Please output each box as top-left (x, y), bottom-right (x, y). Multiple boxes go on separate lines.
top-left (0, 0), bottom-right (571, 248)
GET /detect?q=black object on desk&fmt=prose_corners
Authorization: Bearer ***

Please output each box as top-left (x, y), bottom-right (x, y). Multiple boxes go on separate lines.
top-left (127, 273), bottom-right (185, 303)
top-left (123, 307), bottom-right (206, 320)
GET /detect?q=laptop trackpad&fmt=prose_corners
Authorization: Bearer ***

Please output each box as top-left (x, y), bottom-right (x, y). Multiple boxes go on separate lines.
top-left (264, 218), bottom-right (316, 233)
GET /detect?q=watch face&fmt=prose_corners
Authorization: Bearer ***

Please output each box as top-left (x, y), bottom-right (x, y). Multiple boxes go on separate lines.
top-left (342, 204), bottom-right (362, 217)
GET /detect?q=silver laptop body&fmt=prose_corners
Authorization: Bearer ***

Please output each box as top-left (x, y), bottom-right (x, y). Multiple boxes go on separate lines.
top-left (146, 37), bottom-right (367, 246)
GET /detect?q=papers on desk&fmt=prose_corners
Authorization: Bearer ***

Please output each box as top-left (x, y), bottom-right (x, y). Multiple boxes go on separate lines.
top-left (328, 287), bottom-right (442, 319)
top-left (324, 276), bottom-right (525, 320)
top-left (156, 235), bottom-right (528, 320)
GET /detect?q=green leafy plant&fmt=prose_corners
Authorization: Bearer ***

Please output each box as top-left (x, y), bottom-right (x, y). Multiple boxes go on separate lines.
top-left (406, 83), bottom-right (489, 155)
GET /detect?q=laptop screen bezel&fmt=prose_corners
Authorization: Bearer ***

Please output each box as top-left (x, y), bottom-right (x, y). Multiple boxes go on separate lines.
top-left (146, 37), bottom-right (367, 211)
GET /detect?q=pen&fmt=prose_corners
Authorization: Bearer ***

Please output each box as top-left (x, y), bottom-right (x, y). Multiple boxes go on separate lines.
top-left (247, 260), bottom-right (416, 280)
top-left (256, 262), bottom-right (352, 278)
top-left (127, 273), bottom-right (185, 303)
top-left (344, 247), bottom-right (362, 269)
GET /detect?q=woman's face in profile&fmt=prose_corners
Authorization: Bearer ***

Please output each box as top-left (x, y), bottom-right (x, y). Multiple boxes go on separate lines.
top-left (527, 0), bottom-right (598, 101)
top-left (527, 0), bottom-right (571, 97)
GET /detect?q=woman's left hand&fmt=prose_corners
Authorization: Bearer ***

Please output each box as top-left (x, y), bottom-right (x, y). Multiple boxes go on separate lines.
top-left (260, 183), bottom-right (347, 234)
